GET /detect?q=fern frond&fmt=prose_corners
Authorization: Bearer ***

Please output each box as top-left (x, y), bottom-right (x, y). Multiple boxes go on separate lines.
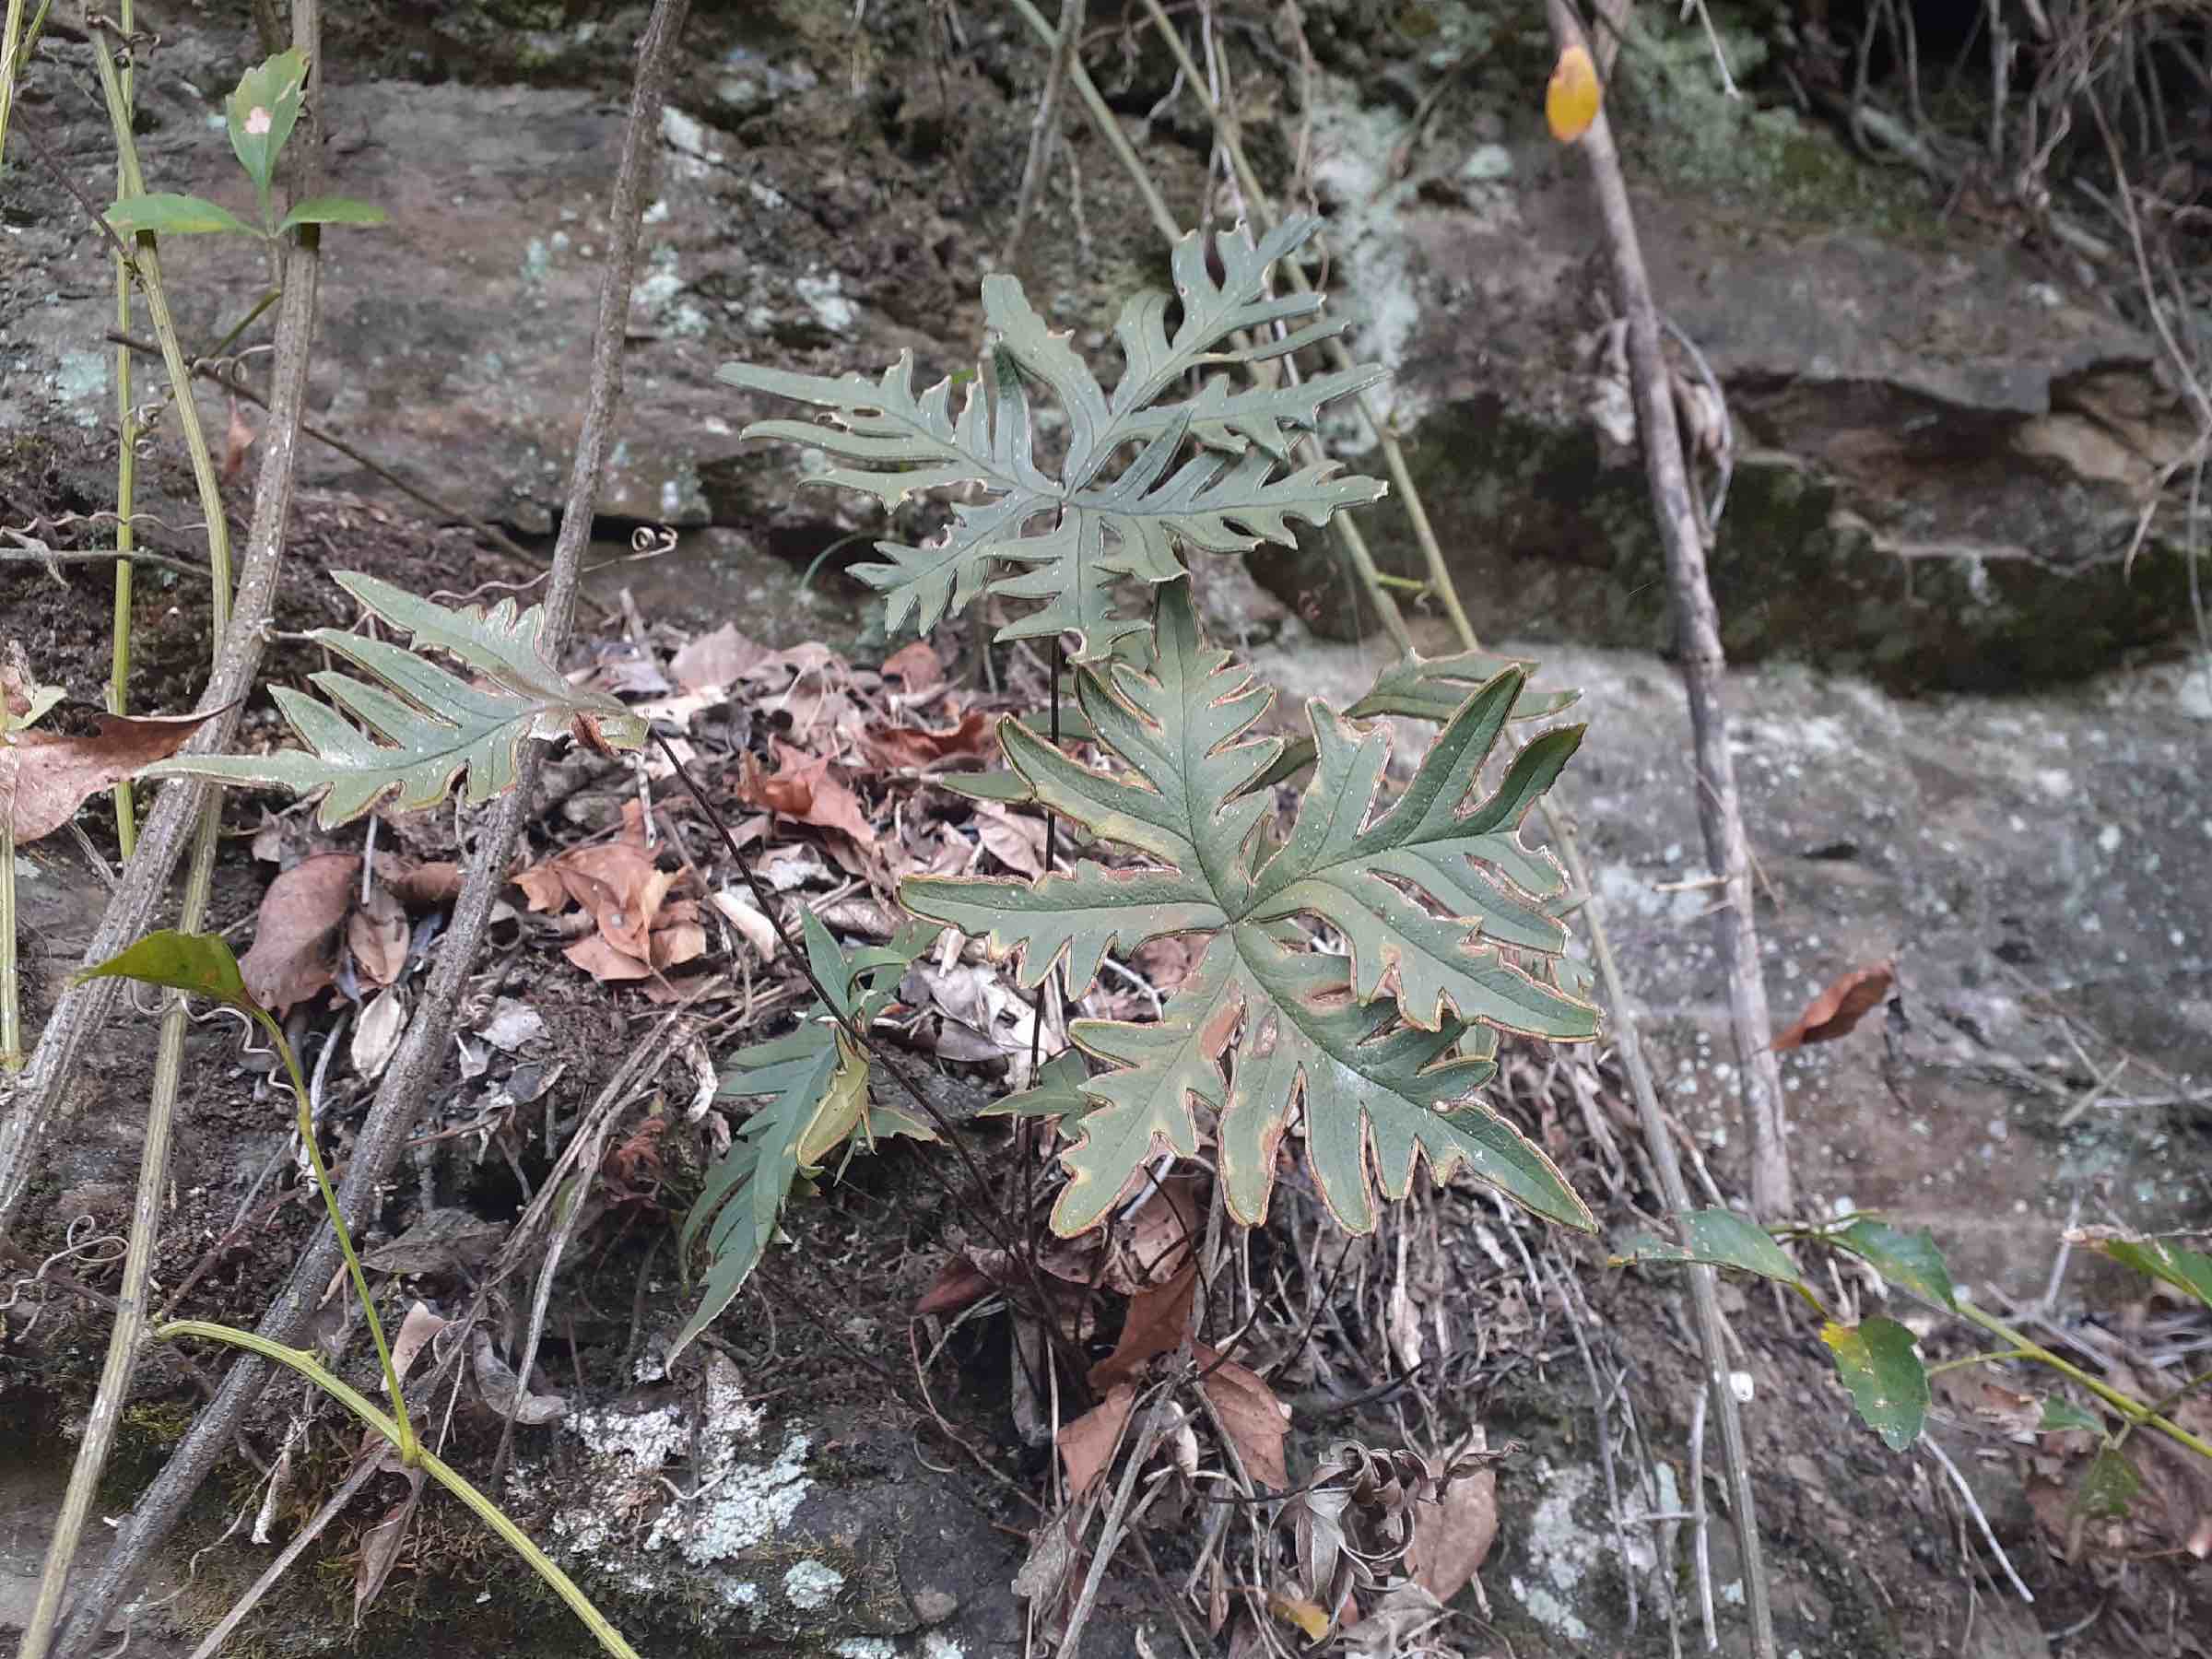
top-left (140, 573), bottom-right (644, 828)
top-left (902, 581), bottom-right (1598, 1238)
top-left (719, 218), bottom-right (1386, 658)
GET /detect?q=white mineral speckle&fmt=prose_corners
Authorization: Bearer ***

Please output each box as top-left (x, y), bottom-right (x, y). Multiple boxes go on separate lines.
top-left (1511, 1463), bottom-right (1600, 1641)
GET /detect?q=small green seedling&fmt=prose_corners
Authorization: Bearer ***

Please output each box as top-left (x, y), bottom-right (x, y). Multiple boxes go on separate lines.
top-left (102, 50), bottom-right (386, 242)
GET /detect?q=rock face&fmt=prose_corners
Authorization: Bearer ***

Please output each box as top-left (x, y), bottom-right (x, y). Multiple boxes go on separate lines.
top-left (1253, 622), bottom-right (2212, 1294)
top-left (4, 1), bottom-right (2194, 688)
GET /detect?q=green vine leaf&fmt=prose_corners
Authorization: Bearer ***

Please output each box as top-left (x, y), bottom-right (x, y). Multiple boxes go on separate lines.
top-left (105, 193), bottom-right (260, 239)
top-left (1820, 1315), bottom-right (1929, 1451)
top-left (901, 580), bottom-right (1597, 1237)
top-left (276, 195), bottom-right (389, 233)
top-left (719, 218), bottom-right (1386, 659)
top-left (140, 571), bottom-right (645, 828)
top-left (667, 915), bottom-right (937, 1365)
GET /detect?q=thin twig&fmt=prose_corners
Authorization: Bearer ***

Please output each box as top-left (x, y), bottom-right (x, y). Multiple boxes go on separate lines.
top-left (1548, 0), bottom-right (1790, 1222)
top-left (1921, 1436), bottom-right (2034, 1604)
top-left (1002, 0), bottom-right (1087, 269)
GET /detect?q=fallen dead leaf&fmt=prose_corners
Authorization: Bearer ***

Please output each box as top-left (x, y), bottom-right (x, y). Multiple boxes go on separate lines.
top-left (880, 638), bottom-right (945, 695)
top-left (353, 1472), bottom-right (426, 1630)
top-left (382, 857), bottom-right (463, 907)
top-left (352, 985), bottom-right (408, 1078)
top-left (0, 707), bottom-right (220, 841)
top-left (1194, 1342), bottom-right (1289, 1488)
top-left (347, 885), bottom-right (408, 989)
top-left (240, 852), bottom-right (361, 1012)
top-left (1089, 1264), bottom-right (1198, 1393)
top-left (855, 707), bottom-right (997, 772)
top-left (1057, 1382), bottom-right (1137, 1500)
top-left (973, 802), bottom-right (1047, 878)
top-left (1772, 962), bottom-right (1894, 1050)
top-left (709, 888), bottom-right (781, 962)
top-left (736, 740), bottom-right (877, 848)
top-left (670, 621), bottom-right (770, 691)
top-left (1406, 1460), bottom-right (1499, 1605)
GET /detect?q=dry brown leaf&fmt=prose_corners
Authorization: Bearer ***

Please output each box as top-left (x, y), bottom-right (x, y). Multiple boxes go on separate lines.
top-left (709, 888), bottom-right (781, 962)
top-left (973, 803), bottom-right (1046, 878)
top-left (880, 639), bottom-right (945, 695)
top-left (352, 985), bottom-right (408, 1078)
top-left (0, 708), bottom-right (218, 841)
top-left (347, 886), bottom-right (408, 988)
top-left (569, 846), bottom-right (676, 959)
top-left (670, 621), bottom-right (770, 691)
top-left (240, 851), bottom-right (362, 1012)
top-left (1195, 1342), bottom-right (1288, 1488)
top-left (1772, 962), bottom-right (1894, 1050)
top-left (737, 740), bottom-right (877, 848)
top-left (563, 934), bottom-right (653, 982)
top-left (649, 916), bottom-right (708, 971)
top-left (1406, 1462), bottom-right (1499, 1605)
top-left (914, 1255), bottom-right (995, 1318)
top-left (513, 862), bottom-right (571, 912)
top-left (353, 1473), bottom-right (426, 1630)
top-left (855, 708), bottom-right (996, 772)
top-left (1057, 1382), bottom-right (1136, 1500)
top-left (1106, 1172), bottom-right (1205, 1293)
top-left (383, 858), bottom-right (463, 907)
top-left (1089, 1264), bottom-right (1198, 1394)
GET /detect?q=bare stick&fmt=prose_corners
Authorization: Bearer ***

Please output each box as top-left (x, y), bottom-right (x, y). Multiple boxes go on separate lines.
top-left (1547, 795), bottom-right (1776, 1659)
top-left (1921, 1436), bottom-right (2034, 1604)
top-left (14, 11), bottom-right (318, 1650)
top-left (1547, 0), bottom-right (1791, 1220)
top-left (1688, 1381), bottom-right (1716, 1650)
top-left (1002, 0), bottom-right (1086, 269)
top-left (47, 6), bottom-right (693, 1651)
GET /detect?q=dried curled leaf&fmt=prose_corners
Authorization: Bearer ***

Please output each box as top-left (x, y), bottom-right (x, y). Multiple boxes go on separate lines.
top-left (141, 571), bottom-right (646, 828)
top-left (903, 581), bottom-right (1597, 1238)
top-left (722, 217), bottom-right (1386, 659)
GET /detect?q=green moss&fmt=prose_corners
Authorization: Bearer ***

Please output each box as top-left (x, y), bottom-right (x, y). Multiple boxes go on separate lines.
top-left (1608, 7), bottom-right (1940, 242)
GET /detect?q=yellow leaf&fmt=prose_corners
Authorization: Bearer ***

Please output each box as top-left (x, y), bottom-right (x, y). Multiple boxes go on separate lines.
top-left (1547, 43), bottom-right (1602, 143)
top-left (1267, 1593), bottom-right (1331, 1642)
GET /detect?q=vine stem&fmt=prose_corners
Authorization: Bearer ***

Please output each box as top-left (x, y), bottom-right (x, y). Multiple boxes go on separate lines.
top-left (13, 13), bottom-right (259, 1653)
top-left (50, 8), bottom-right (693, 1649)
top-left (1954, 1303), bottom-right (2212, 1462)
top-left (153, 1322), bottom-right (638, 1658)
top-left (107, 0), bottom-right (137, 858)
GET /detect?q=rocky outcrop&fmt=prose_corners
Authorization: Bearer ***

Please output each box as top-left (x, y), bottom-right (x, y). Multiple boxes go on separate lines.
top-left (5, 2), bottom-right (2194, 690)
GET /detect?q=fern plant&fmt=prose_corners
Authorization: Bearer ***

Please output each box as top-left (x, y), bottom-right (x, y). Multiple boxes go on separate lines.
top-left (665, 219), bottom-right (1604, 1342)
top-left (720, 216), bottom-right (1385, 658)
top-left (905, 581), bottom-right (1596, 1235)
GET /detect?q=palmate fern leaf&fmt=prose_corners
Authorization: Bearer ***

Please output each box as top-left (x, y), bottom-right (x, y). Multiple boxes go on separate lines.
top-left (901, 581), bottom-right (1599, 1238)
top-left (139, 572), bottom-right (645, 828)
top-left (666, 914), bottom-right (937, 1365)
top-left (718, 217), bottom-right (1386, 659)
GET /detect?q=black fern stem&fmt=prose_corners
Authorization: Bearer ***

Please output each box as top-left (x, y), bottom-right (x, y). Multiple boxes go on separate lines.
top-left (1028, 633), bottom-right (1065, 1079)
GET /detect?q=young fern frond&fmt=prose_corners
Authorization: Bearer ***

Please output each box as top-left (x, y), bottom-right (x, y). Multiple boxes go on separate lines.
top-left (666, 915), bottom-right (938, 1366)
top-left (719, 217), bottom-right (1386, 659)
